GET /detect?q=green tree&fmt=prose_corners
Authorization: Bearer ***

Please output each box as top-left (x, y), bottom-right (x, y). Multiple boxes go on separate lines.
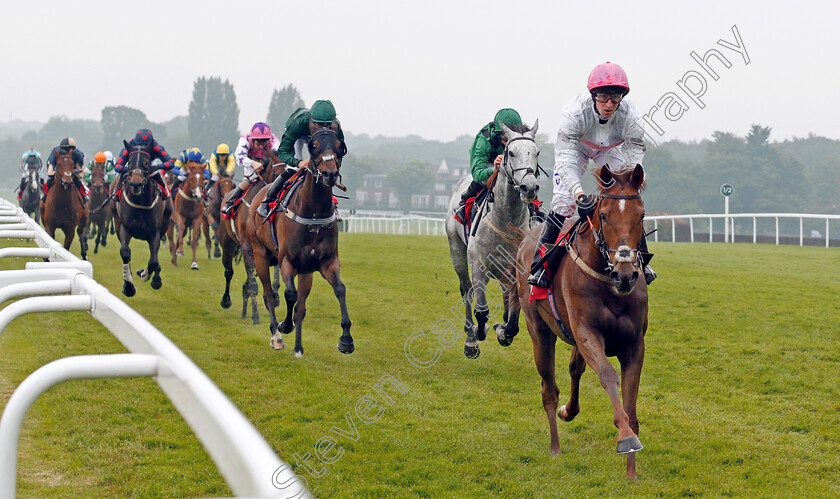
top-left (101, 106), bottom-right (159, 151)
top-left (266, 84), bottom-right (305, 130)
top-left (387, 160), bottom-right (435, 209)
top-left (188, 76), bottom-right (240, 155)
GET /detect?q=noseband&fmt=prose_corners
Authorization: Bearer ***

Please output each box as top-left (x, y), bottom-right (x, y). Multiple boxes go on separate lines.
top-left (308, 129), bottom-right (345, 184)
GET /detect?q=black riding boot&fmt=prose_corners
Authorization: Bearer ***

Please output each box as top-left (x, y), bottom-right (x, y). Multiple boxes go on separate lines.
top-left (454, 180), bottom-right (484, 223)
top-left (171, 177), bottom-right (182, 198)
top-left (17, 178), bottom-right (26, 197)
top-left (527, 212), bottom-right (566, 288)
top-left (41, 176), bottom-right (54, 201)
top-left (221, 186), bottom-right (245, 216)
top-left (73, 177), bottom-right (87, 204)
top-left (639, 231), bottom-right (657, 284)
top-left (257, 169), bottom-right (295, 219)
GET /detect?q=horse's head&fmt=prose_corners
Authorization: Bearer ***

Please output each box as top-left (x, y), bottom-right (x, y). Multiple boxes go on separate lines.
top-left (499, 121), bottom-right (540, 203)
top-left (591, 164), bottom-right (646, 294)
top-left (54, 150), bottom-right (76, 190)
top-left (184, 163), bottom-right (205, 198)
top-left (126, 140), bottom-right (152, 196)
top-left (90, 161), bottom-right (106, 191)
top-left (26, 164), bottom-right (40, 189)
top-left (307, 128), bottom-right (346, 188)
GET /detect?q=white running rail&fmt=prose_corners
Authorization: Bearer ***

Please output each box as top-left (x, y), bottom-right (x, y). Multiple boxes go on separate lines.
top-left (0, 200), bottom-right (309, 498)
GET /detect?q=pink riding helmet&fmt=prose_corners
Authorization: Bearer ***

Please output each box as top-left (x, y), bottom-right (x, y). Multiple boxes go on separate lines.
top-left (587, 62), bottom-right (630, 93)
top-left (249, 122), bottom-right (272, 140)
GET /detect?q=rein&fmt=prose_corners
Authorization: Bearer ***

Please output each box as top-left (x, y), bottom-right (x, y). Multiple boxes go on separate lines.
top-left (572, 192), bottom-right (644, 278)
top-left (501, 135), bottom-right (539, 187)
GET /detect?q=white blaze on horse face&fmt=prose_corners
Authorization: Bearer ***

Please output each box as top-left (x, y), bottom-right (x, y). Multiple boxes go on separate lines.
top-left (619, 199), bottom-right (625, 213)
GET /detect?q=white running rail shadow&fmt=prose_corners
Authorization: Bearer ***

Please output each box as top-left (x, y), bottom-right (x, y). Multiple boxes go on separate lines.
top-left (0, 201), bottom-right (309, 498)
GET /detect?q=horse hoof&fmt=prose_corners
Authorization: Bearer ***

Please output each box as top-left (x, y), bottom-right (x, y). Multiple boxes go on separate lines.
top-left (214, 249), bottom-right (221, 258)
top-left (338, 340), bottom-right (355, 354)
top-left (123, 283), bottom-right (136, 297)
top-left (279, 321), bottom-right (294, 334)
top-left (496, 323), bottom-right (514, 347)
top-left (176, 249), bottom-right (184, 257)
top-left (464, 345), bottom-right (480, 359)
top-left (270, 336), bottom-right (285, 350)
top-left (616, 435), bottom-right (643, 455)
top-left (294, 350), bottom-right (303, 358)
top-left (221, 296), bottom-right (231, 309)
top-left (137, 269), bottom-right (150, 281)
top-left (190, 262), bottom-right (199, 270)
top-left (151, 276), bottom-right (162, 290)
top-left (474, 324), bottom-right (488, 342)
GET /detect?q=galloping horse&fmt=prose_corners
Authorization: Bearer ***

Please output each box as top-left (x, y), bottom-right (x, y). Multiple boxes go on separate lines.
top-left (217, 153), bottom-right (284, 324)
top-left (248, 128), bottom-right (354, 357)
top-left (87, 160), bottom-right (113, 253)
top-left (19, 166), bottom-right (42, 223)
top-left (206, 175), bottom-right (234, 258)
top-left (169, 165), bottom-right (211, 269)
top-left (444, 121), bottom-right (541, 359)
top-left (111, 142), bottom-right (173, 297)
top-left (515, 164), bottom-right (648, 479)
top-left (40, 151), bottom-right (89, 258)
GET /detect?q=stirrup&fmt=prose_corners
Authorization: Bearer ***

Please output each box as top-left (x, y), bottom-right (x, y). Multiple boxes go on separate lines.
top-left (256, 202), bottom-right (271, 219)
top-left (527, 268), bottom-right (550, 288)
top-left (454, 204), bottom-right (467, 224)
top-left (221, 203), bottom-right (235, 216)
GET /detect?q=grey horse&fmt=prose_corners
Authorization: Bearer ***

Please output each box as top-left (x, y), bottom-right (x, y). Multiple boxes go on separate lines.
top-left (445, 120), bottom-right (541, 359)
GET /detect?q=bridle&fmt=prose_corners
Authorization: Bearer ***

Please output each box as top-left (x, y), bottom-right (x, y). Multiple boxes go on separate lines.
top-left (307, 129), bottom-right (346, 185)
top-left (588, 192), bottom-right (644, 274)
top-left (500, 135), bottom-right (539, 189)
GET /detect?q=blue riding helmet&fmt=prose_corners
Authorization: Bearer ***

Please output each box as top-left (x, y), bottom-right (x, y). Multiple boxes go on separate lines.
top-left (186, 149), bottom-right (205, 163)
top-left (134, 129), bottom-right (154, 146)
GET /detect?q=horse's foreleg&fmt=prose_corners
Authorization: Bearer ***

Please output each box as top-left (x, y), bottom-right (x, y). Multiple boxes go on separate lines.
top-left (619, 339), bottom-right (645, 479)
top-left (243, 245), bottom-right (261, 325)
top-left (221, 249), bottom-right (234, 309)
top-left (119, 229), bottom-right (135, 297)
top-left (252, 244), bottom-right (279, 343)
top-left (278, 259), bottom-right (297, 338)
top-left (321, 259), bottom-right (354, 355)
top-left (291, 273), bottom-right (313, 358)
top-left (574, 325), bottom-right (641, 457)
top-left (189, 219), bottom-right (200, 269)
top-left (497, 286), bottom-right (520, 347)
top-left (77, 222), bottom-right (88, 260)
top-left (203, 215), bottom-right (212, 260)
top-left (146, 229), bottom-right (163, 290)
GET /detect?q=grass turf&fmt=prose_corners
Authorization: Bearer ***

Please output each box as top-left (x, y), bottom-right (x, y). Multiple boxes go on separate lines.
top-left (0, 231), bottom-right (839, 497)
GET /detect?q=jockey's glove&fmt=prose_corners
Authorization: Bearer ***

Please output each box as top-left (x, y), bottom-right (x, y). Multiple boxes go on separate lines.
top-left (576, 194), bottom-right (596, 219)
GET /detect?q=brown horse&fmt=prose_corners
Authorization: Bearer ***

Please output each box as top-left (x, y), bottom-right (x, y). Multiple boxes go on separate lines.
top-left (217, 153), bottom-right (284, 324)
top-left (169, 165), bottom-right (211, 269)
top-left (40, 151), bottom-right (89, 258)
top-left (111, 142), bottom-right (173, 297)
top-left (515, 165), bottom-right (648, 479)
top-left (248, 128), bottom-right (353, 357)
top-left (86, 161), bottom-right (113, 254)
top-left (207, 175), bottom-right (234, 258)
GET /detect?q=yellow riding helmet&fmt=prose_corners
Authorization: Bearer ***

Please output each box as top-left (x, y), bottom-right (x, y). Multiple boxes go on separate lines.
top-left (216, 143), bottom-right (230, 155)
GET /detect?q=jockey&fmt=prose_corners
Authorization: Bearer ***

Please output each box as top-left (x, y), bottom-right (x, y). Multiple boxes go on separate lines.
top-left (207, 143), bottom-right (235, 191)
top-left (256, 99), bottom-right (345, 219)
top-left (17, 149), bottom-right (43, 198)
top-left (83, 151), bottom-right (116, 185)
top-left (114, 129), bottom-right (175, 192)
top-left (43, 137), bottom-right (86, 202)
top-left (221, 122), bottom-right (280, 216)
top-left (528, 62), bottom-right (656, 288)
top-left (454, 108), bottom-right (533, 223)
top-left (172, 148), bottom-right (210, 195)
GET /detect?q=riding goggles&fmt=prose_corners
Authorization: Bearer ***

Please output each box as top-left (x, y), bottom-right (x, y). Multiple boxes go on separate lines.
top-left (593, 93), bottom-right (624, 104)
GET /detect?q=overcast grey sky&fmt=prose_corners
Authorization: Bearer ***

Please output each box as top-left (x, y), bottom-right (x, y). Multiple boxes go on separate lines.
top-left (3, 0), bottom-right (836, 144)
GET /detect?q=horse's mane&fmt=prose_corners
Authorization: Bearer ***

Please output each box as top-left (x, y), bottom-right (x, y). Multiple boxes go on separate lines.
top-left (593, 165), bottom-right (647, 194)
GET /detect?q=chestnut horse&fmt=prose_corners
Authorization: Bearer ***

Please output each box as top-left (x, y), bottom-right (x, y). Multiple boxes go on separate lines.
top-left (515, 165), bottom-right (648, 479)
top-left (87, 160), bottom-right (113, 253)
top-left (217, 153), bottom-right (284, 324)
top-left (207, 175), bottom-right (234, 258)
top-left (111, 142), bottom-right (173, 297)
top-left (169, 166), bottom-right (211, 269)
top-left (40, 151), bottom-right (89, 258)
top-left (248, 128), bottom-right (354, 357)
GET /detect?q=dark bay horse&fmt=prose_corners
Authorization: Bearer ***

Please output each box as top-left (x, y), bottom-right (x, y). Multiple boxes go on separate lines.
top-left (515, 164), bottom-right (648, 479)
top-left (217, 153), bottom-right (284, 324)
top-left (248, 128), bottom-right (353, 357)
top-left (111, 142), bottom-right (173, 297)
top-left (40, 151), bottom-right (89, 258)
top-left (207, 175), bottom-right (234, 258)
top-left (19, 166), bottom-right (42, 223)
top-left (87, 160), bottom-right (113, 253)
top-left (169, 166), bottom-right (210, 269)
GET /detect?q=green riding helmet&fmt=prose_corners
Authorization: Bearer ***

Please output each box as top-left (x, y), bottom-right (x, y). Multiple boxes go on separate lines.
top-left (493, 108), bottom-right (522, 132)
top-left (311, 100), bottom-right (337, 124)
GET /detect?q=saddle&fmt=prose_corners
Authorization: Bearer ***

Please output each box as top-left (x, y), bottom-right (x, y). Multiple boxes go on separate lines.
top-left (455, 188), bottom-right (492, 243)
top-left (273, 173), bottom-right (307, 215)
top-left (528, 218), bottom-right (585, 301)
